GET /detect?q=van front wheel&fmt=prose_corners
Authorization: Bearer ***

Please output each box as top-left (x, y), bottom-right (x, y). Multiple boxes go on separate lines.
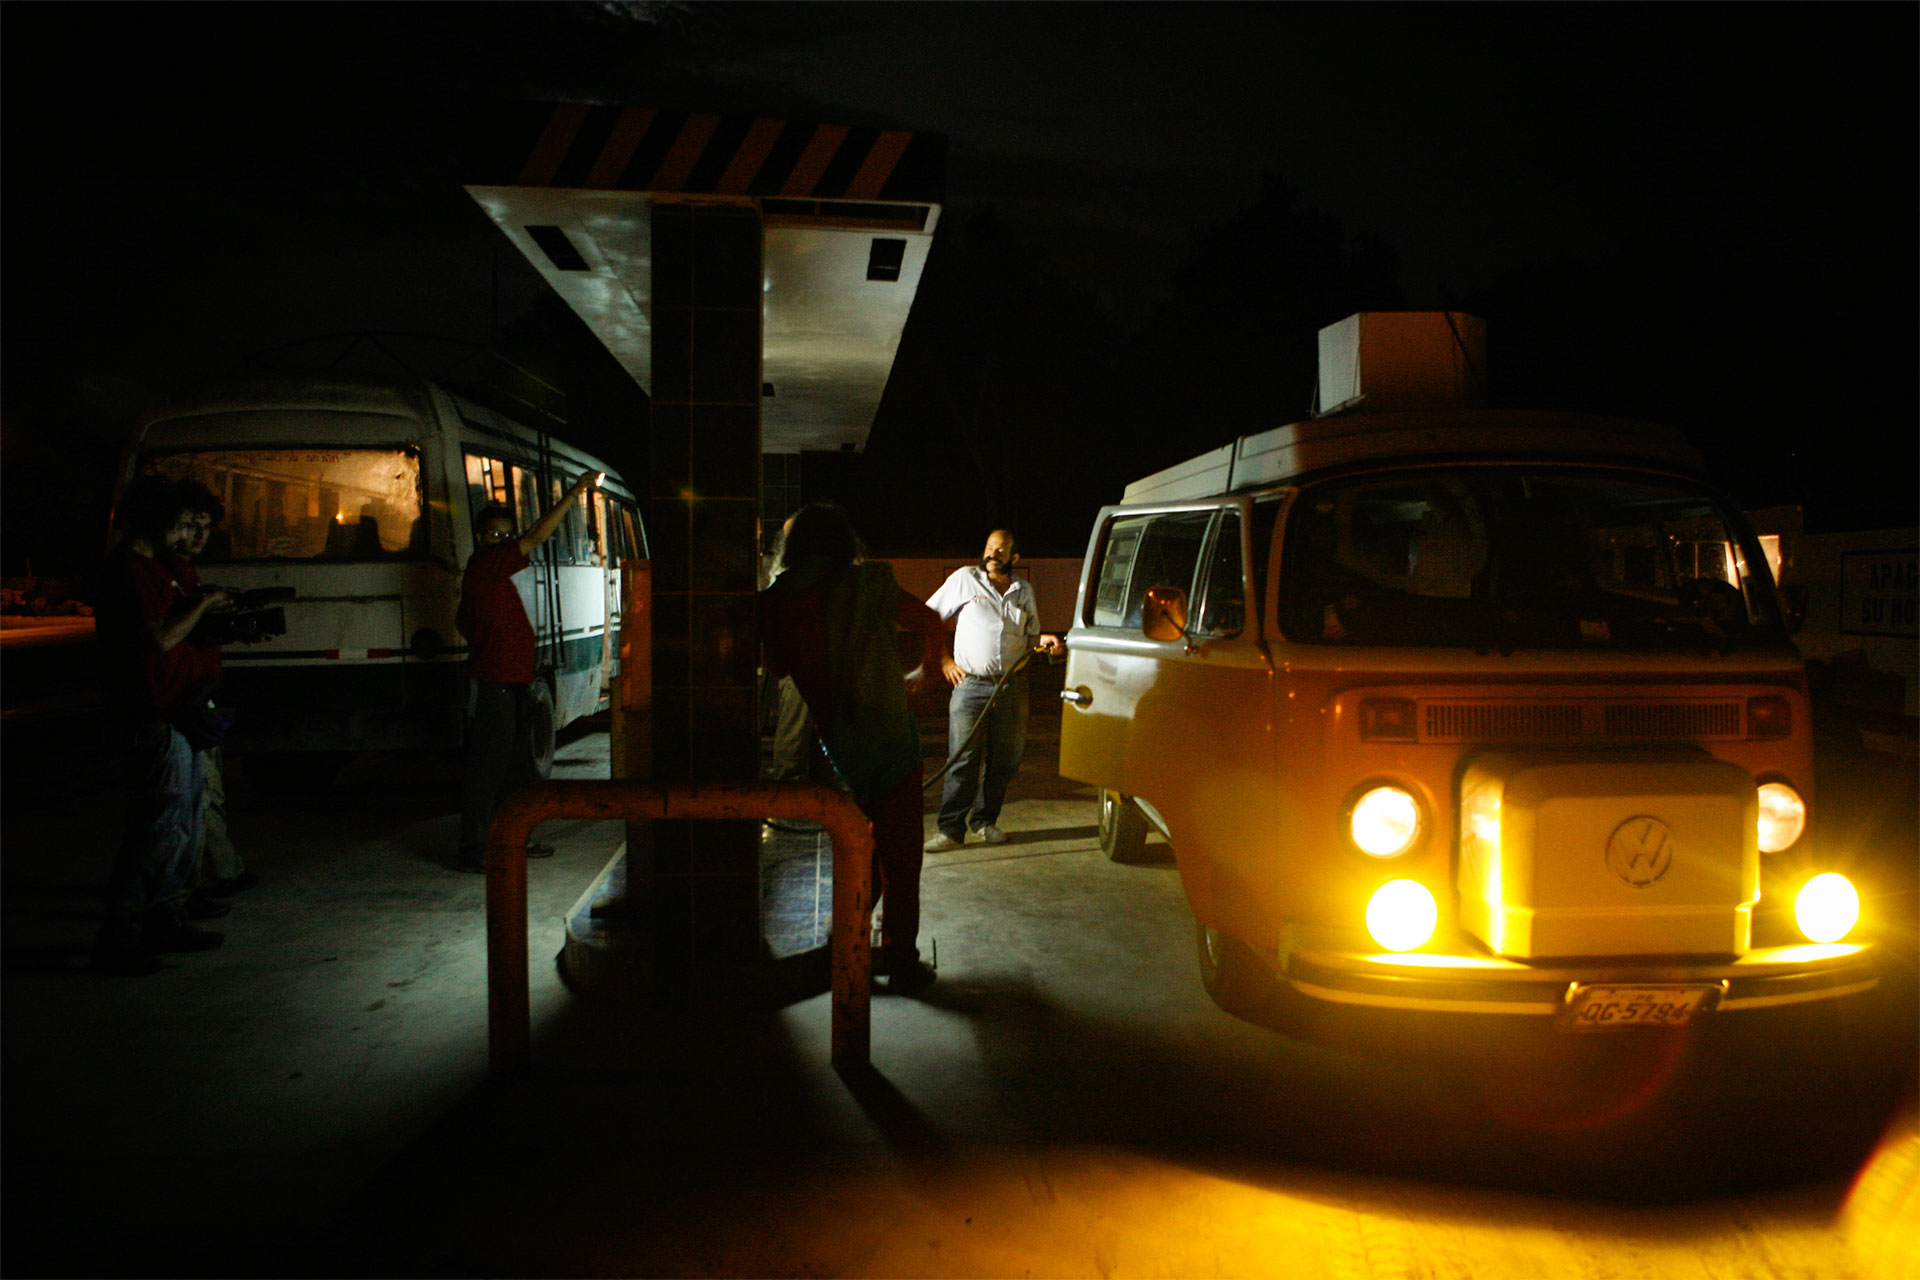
top-left (1098, 790), bottom-right (1151, 863)
top-left (1195, 922), bottom-right (1280, 1024)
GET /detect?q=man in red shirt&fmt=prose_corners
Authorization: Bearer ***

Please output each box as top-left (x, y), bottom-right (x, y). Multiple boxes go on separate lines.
top-left (454, 470), bottom-right (599, 871)
top-left (90, 476), bottom-right (233, 974)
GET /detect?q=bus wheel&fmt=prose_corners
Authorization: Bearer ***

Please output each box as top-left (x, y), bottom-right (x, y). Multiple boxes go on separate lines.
top-left (522, 679), bottom-right (556, 780)
top-left (1195, 921), bottom-right (1279, 1024)
top-left (1098, 790), bottom-right (1151, 863)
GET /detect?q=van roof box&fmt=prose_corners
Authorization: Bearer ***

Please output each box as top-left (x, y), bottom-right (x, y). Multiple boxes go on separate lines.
top-left (1317, 311), bottom-right (1486, 416)
top-left (1122, 313), bottom-right (1706, 503)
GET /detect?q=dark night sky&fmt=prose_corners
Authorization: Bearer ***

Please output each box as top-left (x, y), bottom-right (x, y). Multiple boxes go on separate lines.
top-left (2, 1), bottom-right (1915, 570)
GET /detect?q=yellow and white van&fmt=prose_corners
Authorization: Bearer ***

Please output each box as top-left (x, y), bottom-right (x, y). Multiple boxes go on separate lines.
top-left (1059, 314), bottom-right (1877, 1033)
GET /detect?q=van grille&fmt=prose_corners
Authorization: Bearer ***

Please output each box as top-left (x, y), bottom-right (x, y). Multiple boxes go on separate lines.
top-left (1420, 699), bottom-right (1748, 743)
top-left (1426, 703), bottom-right (1583, 741)
top-left (1604, 701), bottom-right (1743, 739)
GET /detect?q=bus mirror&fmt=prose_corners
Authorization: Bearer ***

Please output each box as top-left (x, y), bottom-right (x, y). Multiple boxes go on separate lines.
top-left (1142, 586), bottom-right (1188, 642)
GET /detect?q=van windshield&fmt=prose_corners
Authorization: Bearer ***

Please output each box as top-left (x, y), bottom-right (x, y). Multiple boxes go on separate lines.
top-left (147, 448), bottom-right (424, 561)
top-left (1278, 467), bottom-right (1786, 651)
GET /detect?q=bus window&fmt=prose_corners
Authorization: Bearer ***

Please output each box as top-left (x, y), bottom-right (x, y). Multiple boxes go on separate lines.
top-left (464, 453), bottom-right (509, 522)
top-left (588, 490), bottom-right (607, 566)
top-left (555, 474), bottom-right (591, 565)
top-left (512, 466), bottom-right (542, 537)
top-left (615, 502), bottom-right (643, 561)
top-left (148, 448), bottom-right (423, 560)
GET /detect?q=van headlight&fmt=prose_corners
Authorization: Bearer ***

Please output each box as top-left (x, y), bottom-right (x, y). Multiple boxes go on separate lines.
top-left (1756, 782), bottom-right (1806, 853)
top-left (1795, 873), bottom-right (1859, 944)
top-left (1367, 880), bottom-right (1438, 951)
top-left (1348, 785), bottom-right (1423, 858)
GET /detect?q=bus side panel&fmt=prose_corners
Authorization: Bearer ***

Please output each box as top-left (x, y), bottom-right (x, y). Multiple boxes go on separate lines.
top-left (552, 563), bottom-right (610, 725)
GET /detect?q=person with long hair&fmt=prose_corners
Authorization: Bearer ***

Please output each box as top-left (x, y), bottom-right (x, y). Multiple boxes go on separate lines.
top-left (759, 502), bottom-right (944, 992)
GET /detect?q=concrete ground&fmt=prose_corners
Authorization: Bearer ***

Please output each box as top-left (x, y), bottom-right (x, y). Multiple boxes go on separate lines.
top-left (3, 687), bottom-right (1916, 1278)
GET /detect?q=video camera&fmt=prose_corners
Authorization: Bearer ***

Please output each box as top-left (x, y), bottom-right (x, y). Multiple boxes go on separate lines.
top-left (193, 586), bottom-right (295, 646)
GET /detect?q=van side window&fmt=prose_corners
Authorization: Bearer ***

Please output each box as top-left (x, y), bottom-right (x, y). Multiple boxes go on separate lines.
top-left (1091, 517), bottom-right (1148, 626)
top-left (1091, 510), bottom-right (1214, 629)
top-left (1192, 511), bottom-right (1245, 637)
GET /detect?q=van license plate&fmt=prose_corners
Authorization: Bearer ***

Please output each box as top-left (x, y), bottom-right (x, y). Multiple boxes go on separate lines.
top-left (1563, 984), bottom-right (1717, 1030)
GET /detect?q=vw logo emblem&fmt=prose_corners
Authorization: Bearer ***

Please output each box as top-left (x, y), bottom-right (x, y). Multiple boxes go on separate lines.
top-left (1606, 816), bottom-right (1675, 887)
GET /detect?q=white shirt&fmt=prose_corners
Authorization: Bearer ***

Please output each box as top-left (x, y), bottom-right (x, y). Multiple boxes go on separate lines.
top-left (927, 565), bottom-right (1040, 677)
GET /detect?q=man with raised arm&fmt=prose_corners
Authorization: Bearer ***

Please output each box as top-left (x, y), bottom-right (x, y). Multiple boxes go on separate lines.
top-left (454, 470), bottom-right (599, 873)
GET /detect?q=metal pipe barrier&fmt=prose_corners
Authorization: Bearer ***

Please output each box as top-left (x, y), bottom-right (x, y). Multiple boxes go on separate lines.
top-left (484, 779), bottom-right (875, 1076)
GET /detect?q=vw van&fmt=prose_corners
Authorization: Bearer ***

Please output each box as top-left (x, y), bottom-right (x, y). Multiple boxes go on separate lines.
top-left (1059, 313), bottom-right (1877, 1034)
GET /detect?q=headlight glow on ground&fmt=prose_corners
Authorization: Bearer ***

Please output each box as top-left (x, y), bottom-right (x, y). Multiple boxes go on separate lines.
top-left (1795, 872), bottom-right (1860, 944)
top-left (1350, 787), bottom-right (1421, 857)
top-left (1366, 879), bottom-right (1438, 951)
top-left (1757, 782), bottom-right (1807, 853)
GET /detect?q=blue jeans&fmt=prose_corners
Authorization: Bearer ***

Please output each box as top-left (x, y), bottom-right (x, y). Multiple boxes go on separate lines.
top-left (106, 720), bottom-right (205, 916)
top-left (937, 673), bottom-right (1029, 840)
top-left (460, 681), bottom-right (532, 859)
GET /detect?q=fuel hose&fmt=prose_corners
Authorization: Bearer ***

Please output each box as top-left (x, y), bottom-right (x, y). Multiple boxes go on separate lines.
top-left (922, 645), bottom-right (1042, 791)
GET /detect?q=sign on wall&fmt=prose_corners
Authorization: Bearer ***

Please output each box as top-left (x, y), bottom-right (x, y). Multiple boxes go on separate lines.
top-left (1840, 550), bottom-right (1918, 637)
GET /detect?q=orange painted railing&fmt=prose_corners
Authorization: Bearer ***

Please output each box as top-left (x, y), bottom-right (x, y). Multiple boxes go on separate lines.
top-left (484, 779), bottom-right (874, 1074)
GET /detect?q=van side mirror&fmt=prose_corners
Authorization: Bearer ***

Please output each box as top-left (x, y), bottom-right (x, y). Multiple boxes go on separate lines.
top-left (1142, 585), bottom-right (1189, 642)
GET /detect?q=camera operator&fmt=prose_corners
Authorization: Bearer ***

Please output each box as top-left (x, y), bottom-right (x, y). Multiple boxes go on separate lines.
top-left (89, 477), bottom-right (233, 974)
top-left (173, 480), bottom-right (255, 904)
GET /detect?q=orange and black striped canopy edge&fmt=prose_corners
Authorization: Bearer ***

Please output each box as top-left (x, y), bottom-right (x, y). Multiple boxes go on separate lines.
top-left (466, 101), bottom-right (946, 205)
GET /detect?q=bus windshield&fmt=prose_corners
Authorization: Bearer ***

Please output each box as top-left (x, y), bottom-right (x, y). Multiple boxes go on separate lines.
top-left (148, 448), bottom-right (425, 561)
top-left (1279, 467), bottom-right (1787, 651)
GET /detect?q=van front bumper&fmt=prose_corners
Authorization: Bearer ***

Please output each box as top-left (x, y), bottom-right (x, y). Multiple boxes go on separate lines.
top-left (1283, 941), bottom-right (1878, 1017)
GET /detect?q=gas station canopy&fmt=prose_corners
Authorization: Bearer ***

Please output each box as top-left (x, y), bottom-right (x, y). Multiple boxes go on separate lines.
top-left (464, 104), bottom-right (946, 453)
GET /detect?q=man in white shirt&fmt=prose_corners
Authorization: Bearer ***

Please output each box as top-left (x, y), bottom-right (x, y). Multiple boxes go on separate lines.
top-left (923, 529), bottom-right (1063, 851)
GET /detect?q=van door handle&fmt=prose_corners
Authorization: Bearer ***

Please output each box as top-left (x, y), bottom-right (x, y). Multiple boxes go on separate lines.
top-left (1061, 687), bottom-right (1091, 708)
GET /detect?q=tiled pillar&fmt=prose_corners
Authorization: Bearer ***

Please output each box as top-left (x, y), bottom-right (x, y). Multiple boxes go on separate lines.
top-left (647, 200), bottom-right (764, 989)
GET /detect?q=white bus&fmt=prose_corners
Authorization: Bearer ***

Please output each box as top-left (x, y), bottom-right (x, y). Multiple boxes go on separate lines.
top-left (118, 373), bottom-right (646, 784)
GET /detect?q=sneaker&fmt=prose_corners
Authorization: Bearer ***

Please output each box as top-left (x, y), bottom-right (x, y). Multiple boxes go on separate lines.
top-left (923, 832), bottom-right (964, 853)
top-left (185, 892), bottom-right (232, 920)
top-left (970, 825), bottom-right (1008, 845)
